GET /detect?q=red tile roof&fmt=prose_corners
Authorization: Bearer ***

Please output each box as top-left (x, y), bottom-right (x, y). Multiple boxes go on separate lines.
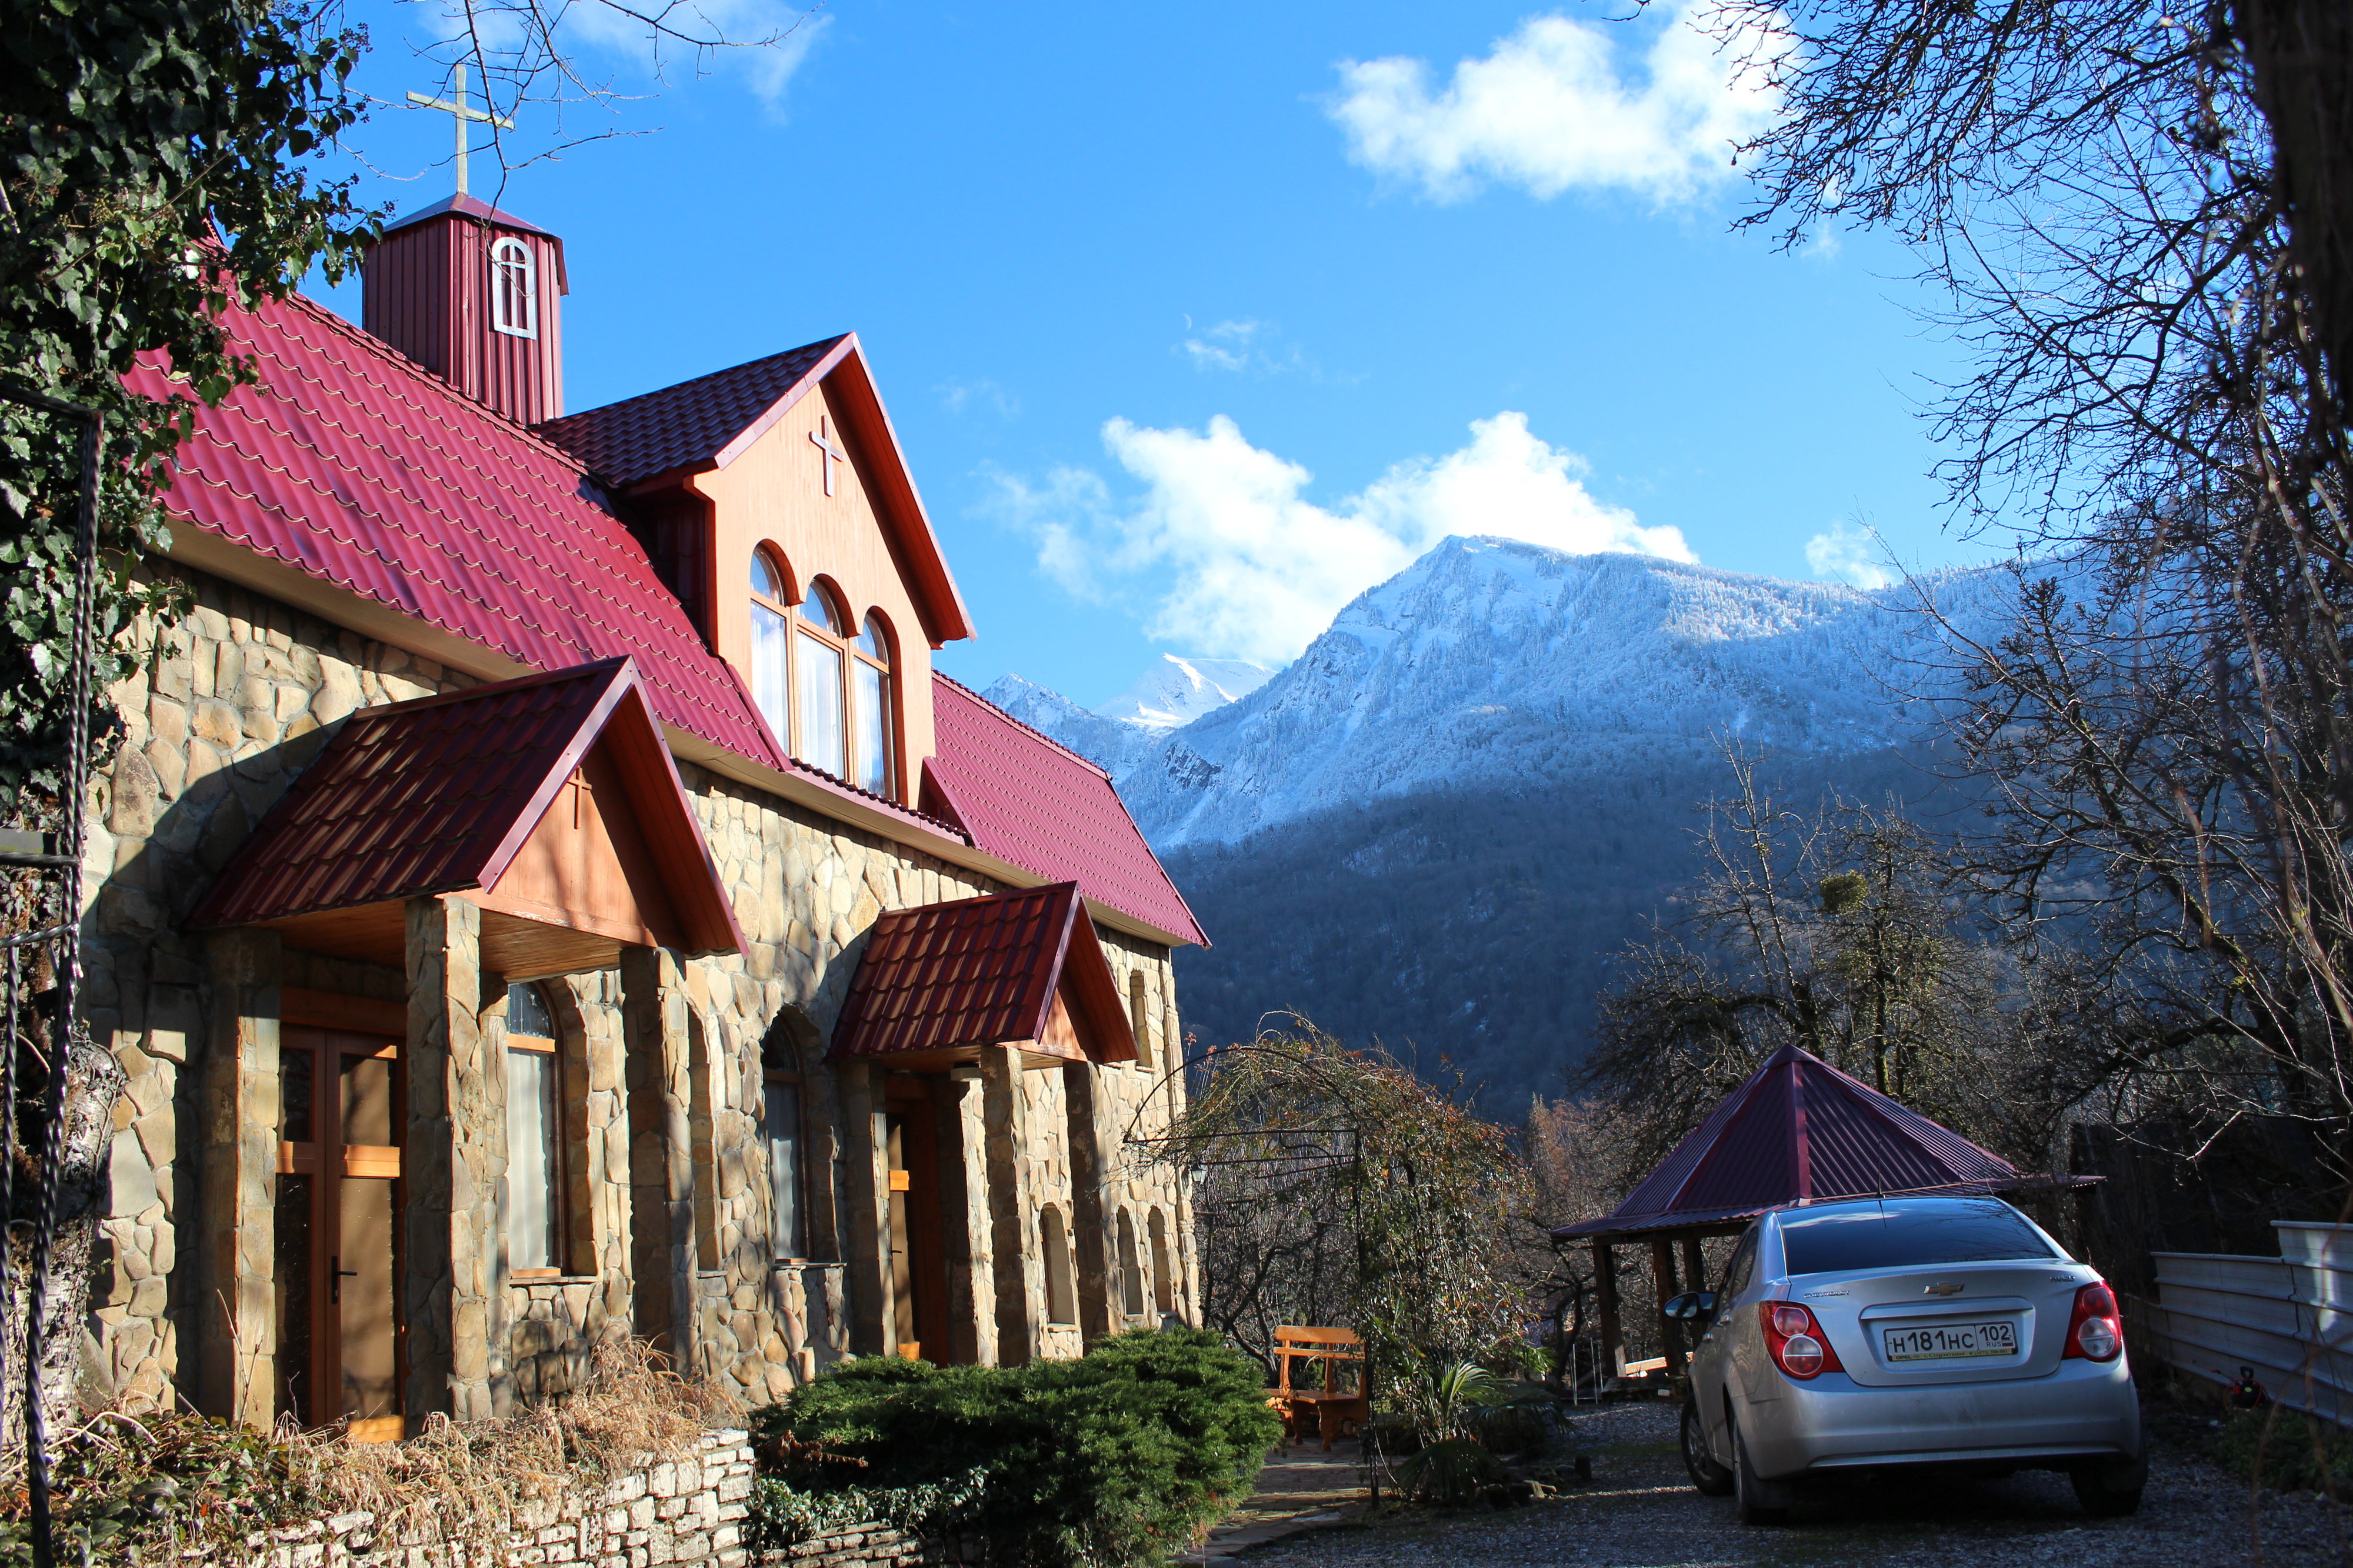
top-left (830, 882), bottom-right (1134, 1062)
top-left (125, 288), bottom-right (791, 776)
top-left (190, 658), bottom-right (744, 955)
top-left (534, 337), bottom-right (847, 486)
top-left (924, 675), bottom-right (1207, 948)
top-left (1553, 1045), bottom-right (2084, 1240)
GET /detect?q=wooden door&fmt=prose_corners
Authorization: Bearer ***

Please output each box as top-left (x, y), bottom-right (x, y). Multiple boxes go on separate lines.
top-left (884, 1083), bottom-right (950, 1361)
top-left (277, 1026), bottom-right (405, 1440)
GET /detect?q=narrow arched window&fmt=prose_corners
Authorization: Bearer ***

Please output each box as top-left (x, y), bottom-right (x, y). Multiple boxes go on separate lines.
top-left (1127, 971), bottom-right (1154, 1069)
top-left (852, 613), bottom-right (894, 798)
top-left (1040, 1206), bottom-right (1077, 1327)
top-left (1116, 1210), bottom-right (1145, 1319)
top-left (762, 1020), bottom-right (808, 1260)
top-left (751, 550), bottom-right (792, 747)
top-left (505, 982), bottom-right (563, 1275)
top-left (491, 237), bottom-right (537, 339)
top-left (795, 582), bottom-right (848, 779)
top-left (1148, 1209), bottom-right (1175, 1316)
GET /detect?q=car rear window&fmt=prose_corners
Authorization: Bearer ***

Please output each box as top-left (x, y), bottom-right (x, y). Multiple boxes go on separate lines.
top-left (1778, 1201), bottom-right (2058, 1276)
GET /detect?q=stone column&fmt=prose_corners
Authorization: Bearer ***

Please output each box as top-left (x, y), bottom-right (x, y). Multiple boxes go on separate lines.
top-left (978, 1045), bottom-right (1039, 1366)
top-left (194, 928), bottom-right (280, 1428)
top-left (837, 1061), bottom-right (892, 1356)
top-left (621, 945), bottom-right (694, 1357)
top-left (404, 895), bottom-right (503, 1425)
top-left (1061, 1063), bottom-right (1115, 1343)
top-left (934, 1067), bottom-right (996, 1366)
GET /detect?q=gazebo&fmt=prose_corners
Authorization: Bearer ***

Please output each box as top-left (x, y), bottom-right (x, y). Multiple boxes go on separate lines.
top-left (1553, 1043), bottom-right (2093, 1383)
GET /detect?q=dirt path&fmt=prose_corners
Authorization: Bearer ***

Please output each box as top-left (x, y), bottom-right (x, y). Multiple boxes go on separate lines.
top-left (1231, 1399), bottom-right (2353, 1568)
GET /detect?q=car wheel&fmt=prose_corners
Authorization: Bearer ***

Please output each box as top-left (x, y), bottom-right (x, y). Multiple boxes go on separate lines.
top-left (2071, 1455), bottom-right (2147, 1517)
top-left (1733, 1416), bottom-right (1794, 1525)
top-left (1681, 1399), bottom-right (1733, 1496)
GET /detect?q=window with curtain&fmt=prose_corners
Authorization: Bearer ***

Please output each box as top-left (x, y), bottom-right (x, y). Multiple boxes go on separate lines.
top-left (764, 1025), bottom-right (808, 1259)
top-left (505, 982), bottom-right (561, 1275)
top-left (795, 583), bottom-right (847, 779)
top-left (1127, 971), bottom-right (1154, 1069)
top-left (751, 551), bottom-right (792, 746)
top-left (852, 614), bottom-right (892, 797)
top-left (491, 238), bottom-right (537, 339)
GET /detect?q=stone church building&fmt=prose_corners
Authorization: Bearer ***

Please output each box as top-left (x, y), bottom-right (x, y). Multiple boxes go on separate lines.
top-left (81, 192), bottom-right (1207, 1438)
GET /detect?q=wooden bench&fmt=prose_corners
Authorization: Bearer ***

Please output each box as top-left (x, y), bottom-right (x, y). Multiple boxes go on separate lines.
top-left (1270, 1326), bottom-right (1371, 1452)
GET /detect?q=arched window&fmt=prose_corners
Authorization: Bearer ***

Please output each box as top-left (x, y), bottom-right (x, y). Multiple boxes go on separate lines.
top-left (1147, 1209), bottom-right (1175, 1316)
top-left (1039, 1206), bottom-right (1077, 1327)
top-left (1127, 972), bottom-right (1154, 1069)
top-left (1116, 1210), bottom-right (1145, 1319)
top-left (852, 613), bottom-right (894, 797)
top-left (762, 1017), bottom-right (808, 1259)
top-left (751, 549), bottom-right (792, 746)
top-left (491, 237), bottom-right (537, 339)
top-left (505, 982), bottom-right (563, 1275)
top-left (795, 582), bottom-right (848, 779)
top-left (688, 1013), bottom-right (720, 1272)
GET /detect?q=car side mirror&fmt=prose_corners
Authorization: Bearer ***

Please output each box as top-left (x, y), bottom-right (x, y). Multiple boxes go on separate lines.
top-left (1663, 1290), bottom-right (1718, 1324)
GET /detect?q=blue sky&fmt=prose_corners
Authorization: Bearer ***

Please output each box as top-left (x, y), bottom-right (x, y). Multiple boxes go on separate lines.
top-left (313, 0), bottom-right (1987, 708)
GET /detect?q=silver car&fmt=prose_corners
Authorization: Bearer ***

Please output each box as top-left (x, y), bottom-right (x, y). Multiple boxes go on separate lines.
top-left (1670, 1195), bottom-right (2145, 1524)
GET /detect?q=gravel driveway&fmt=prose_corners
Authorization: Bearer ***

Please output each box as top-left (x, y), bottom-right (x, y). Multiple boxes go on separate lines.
top-left (1237, 1397), bottom-right (2352, 1568)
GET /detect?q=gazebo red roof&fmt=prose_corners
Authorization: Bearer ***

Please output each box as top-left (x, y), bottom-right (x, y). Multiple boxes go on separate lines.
top-left (1553, 1045), bottom-right (2071, 1242)
top-left (829, 882), bottom-right (1135, 1066)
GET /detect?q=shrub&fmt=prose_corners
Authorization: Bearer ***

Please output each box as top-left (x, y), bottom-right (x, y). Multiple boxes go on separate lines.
top-left (2214, 1407), bottom-right (2353, 1493)
top-left (748, 1329), bottom-right (1281, 1568)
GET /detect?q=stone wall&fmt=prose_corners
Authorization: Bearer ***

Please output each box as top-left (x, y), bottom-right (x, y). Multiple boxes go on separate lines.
top-left (81, 563), bottom-right (1199, 1425)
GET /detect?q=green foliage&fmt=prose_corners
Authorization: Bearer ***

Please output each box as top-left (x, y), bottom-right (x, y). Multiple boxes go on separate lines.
top-left (0, 0), bottom-right (381, 817)
top-left (742, 1467), bottom-right (991, 1552)
top-left (747, 1330), bottom-right (1282, 1568)
top-left (1391, 1437), bottom-right (1509, 1507)
top-left (2213, 1407), bottom-right (2353, 1494)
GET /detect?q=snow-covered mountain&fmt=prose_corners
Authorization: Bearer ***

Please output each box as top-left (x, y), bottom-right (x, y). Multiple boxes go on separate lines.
top-left (978, 675), bottom-right (1161, 777)
top-left (1095, 656), bottom-right (1272, 732)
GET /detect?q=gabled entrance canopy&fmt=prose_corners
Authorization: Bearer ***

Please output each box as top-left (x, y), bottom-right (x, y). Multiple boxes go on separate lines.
top-left (192, 657), bottom-right (744, 977)
top-left (829, 882), bottom-right (1136, 1072)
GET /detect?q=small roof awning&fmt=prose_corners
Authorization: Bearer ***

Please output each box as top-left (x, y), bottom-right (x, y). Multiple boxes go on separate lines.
top-left (829, 882), bottom-right (1136, 1071)
top-left (192, 657), bottom-right (744, 977)
top-left (1554, 1043), bottom-right (2094, 1243)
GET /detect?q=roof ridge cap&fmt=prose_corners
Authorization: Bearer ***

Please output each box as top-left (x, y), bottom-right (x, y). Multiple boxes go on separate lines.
top-left (542, 334), bottom-right (853, 431)
top-left (935, 671), bottom-right (1114, 781)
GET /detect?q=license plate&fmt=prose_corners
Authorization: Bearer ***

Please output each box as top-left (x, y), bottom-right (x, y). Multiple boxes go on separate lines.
top-left (1881, 1320), bottom-right (2018, 1362)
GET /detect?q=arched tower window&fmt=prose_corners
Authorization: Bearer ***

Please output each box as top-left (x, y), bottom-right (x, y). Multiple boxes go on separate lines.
top-left (1116, 1210), bottom-right (1145, 1319)
top-left (852, 613), bottom-right (894, 797)
top-left (750, 549), bottom-right (792, 746)
top-left (1147, 1209), bottom-right (1175, 1316)
top-left (491, 237), bottom-right (537, 339)
top-left (762, 1018), bottom-right (808, 1259)
top-left (794, 582), bottom-right (848, 779)
top-left (505, 982), bottom-right (564, 1275)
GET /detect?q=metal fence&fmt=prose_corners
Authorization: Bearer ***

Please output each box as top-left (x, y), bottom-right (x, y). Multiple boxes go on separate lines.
top-left (2123, 1221), bottom-right (2353, 1427)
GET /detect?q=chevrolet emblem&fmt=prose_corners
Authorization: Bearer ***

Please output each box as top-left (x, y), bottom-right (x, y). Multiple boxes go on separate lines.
top-left (1924, 1282), bottom-right (1964, 1297)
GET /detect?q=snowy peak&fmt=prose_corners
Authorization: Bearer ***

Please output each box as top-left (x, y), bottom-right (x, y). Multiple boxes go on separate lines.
top-left (978, 674), bottom-right (1159, 777)
top-left (1096, 655), bottom-right (1272, 731)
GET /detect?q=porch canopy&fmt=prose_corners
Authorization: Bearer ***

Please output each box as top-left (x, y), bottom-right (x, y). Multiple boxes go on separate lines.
top-left (1551, 1043), bottom-right (2093, 1381)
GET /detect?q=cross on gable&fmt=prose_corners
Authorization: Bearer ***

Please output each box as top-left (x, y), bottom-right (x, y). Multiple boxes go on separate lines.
top-left (406, 64), bottom-right (515, 199)
top-left (809, 415), bottom-right (846, 498)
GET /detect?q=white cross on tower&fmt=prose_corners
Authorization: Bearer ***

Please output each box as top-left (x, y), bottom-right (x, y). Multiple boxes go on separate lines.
top-left (809, 415), bottom-right (847, 498)
top-left (406, 65), bottom-right (515, 199)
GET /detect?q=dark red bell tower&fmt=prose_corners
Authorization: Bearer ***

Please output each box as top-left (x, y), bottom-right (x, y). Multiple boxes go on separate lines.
top-left (361, 195), bottom-right (568, 426)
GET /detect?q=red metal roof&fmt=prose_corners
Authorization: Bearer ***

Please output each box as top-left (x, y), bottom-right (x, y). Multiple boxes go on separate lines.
top-left (534, 337), bottom-right (847, 486)
top-left (382, 194), bottom-right (570, 287)
top-left (190, 658), bottom-right (744, 955)
top-left (829, 882), bottom-right (1134, 1062)
top-left (924, 675), bottom-right (1207, 948)
top-left (1553, 1045), bottom-right (2065, 1240)
top-left (125, 288), bottom-right (790, 775)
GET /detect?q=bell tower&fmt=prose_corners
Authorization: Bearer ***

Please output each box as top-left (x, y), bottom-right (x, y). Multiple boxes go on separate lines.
top-left (361, 69), bottom-right (567, 425)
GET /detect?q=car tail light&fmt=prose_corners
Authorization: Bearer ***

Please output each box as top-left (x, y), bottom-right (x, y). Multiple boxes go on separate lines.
top-left (1759, 1301), bottom-right (1844, 1379)
top-left (2063, 1280), bottom-right (2124, 1362)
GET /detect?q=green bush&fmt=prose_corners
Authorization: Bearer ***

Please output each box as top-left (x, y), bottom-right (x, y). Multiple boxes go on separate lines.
top-left (2214, 1407), bottom-right (2353, 1493)
top-left (748, 1329), bottom-right (1282, 1568)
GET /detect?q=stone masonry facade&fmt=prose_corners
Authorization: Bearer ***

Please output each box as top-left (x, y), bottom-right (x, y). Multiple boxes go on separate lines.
top-left (79, 565), bottom-right (1202, 1428)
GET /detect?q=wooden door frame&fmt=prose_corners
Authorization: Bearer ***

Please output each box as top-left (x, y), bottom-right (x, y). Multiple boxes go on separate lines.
top-left (884, 1078), bottom-right (951, 1361)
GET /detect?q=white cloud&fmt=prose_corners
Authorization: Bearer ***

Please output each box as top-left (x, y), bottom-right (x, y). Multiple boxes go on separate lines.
top-left (1806, 521), bottom-right (1892, 589)
top-left (938, 378), bottom-right (1020, 418)
top-left (996, 412), bottom-right (1694, 666)
top-left (1179, 320), bottom-right (1262, 372)
top-left (1327, 4), bottom-right (1786, 206)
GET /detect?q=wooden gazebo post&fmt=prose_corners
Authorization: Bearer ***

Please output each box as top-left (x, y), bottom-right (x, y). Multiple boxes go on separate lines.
top-left (1649, 1238), bottom-right (1685, 1377)
top-left (1592, 1239), bottom-right (1621, 1379)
